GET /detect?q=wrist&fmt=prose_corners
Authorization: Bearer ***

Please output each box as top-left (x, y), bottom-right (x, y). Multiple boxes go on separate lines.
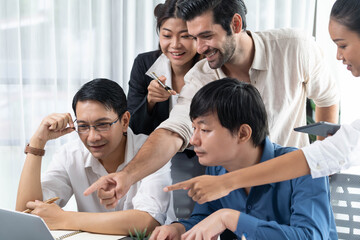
top-left (172, 222), bottom-right (186, 235)
top-left (62, 211), bottom-right (79, 230)
top-left (220, 209), bottom-right (240, 232)
top-left (147, 99), bottom-right (156, 113)
top-left (219, 173), bottom-right (234, 195)
top-left (29, 136), bottom-right (47, 149)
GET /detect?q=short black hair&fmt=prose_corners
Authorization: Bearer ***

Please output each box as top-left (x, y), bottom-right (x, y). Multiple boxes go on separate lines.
top-left (331, 0), bottom-right (360, 36)
top-left (72, 78), bottom-right (127, 118)
top-left (176, 0), bottom-right (247, 35)
top-left (190, 78), bottom-right (269, 147)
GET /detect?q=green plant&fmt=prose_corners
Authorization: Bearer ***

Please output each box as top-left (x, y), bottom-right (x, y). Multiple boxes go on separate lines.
top-left (129, 228), bottom-right (151, 240)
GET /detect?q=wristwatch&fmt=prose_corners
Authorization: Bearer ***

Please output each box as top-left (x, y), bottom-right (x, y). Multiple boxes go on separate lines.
top-left (24, 143), bottom-right (45, 156)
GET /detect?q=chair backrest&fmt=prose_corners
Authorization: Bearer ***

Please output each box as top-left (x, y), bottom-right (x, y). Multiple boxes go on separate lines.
top-left (330, 173), bottom-right (360, 240)
top-left (170, 150), bottom-right (206, 220)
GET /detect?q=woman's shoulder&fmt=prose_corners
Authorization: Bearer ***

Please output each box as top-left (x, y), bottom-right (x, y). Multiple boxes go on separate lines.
top-left (136, 50), bottom-right (162, 62)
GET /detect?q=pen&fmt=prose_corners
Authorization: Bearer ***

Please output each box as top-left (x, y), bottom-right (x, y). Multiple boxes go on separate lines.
top-left (23, 197), bottom-right (60, 213)
top-left (150, 72), bottom-right (173, 94)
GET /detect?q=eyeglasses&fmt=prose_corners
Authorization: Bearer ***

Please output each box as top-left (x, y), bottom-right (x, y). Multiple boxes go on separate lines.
top-left (74, 118), bottom-right (119, 134)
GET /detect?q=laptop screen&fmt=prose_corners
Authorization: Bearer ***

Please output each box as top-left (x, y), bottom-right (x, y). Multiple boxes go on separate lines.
top-left (0, 208), bottom-right (54, 240)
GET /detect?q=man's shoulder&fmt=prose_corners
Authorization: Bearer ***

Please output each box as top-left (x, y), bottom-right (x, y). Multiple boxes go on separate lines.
top-left (272, 142), bottom-right (298, 157)
top-left (254, 28), bottom-right (314, 49)
top-left (256, 28), bottom-right (308, 40)
top-left (127, 128), bottom-right (148, 152)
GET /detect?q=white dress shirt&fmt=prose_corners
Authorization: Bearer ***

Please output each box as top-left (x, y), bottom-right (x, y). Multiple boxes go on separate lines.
top-left (158, 28), bottom-right (339, 150)
top-left (302, 119), bottom-right (360, 178)
top-left (145, 53), bottom-right (179, 110)
top-left (41, 128), bottom-right (172, 225)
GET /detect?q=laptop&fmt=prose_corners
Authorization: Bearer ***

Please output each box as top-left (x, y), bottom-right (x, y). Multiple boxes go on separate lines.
top-left (0, 208), bottom-right (55, 240)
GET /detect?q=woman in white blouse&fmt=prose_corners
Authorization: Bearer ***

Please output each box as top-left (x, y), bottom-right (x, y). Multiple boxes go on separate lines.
top-left (165, 0), bottom-right (360, 204)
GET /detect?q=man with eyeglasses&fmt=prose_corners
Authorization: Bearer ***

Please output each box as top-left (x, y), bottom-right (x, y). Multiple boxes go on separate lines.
top-left (16, 78), bottom-right (173, 235)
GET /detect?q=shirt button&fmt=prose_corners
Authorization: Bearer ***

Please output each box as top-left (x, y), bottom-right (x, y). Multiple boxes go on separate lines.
top-left (316, 163), bottom-right (322, 170)
top-left (247, 205), bottom-right (252, 210)
top-left (339, 160), bottom-right (345, 165)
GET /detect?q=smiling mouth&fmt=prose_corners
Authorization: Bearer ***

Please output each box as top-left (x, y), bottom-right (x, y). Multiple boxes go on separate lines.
top-left (171, 52), bottom-right (185, 56)
top-left (205, 49), bottom-right (217, 58)
top-left (88, 143), bottom-right (106, 150)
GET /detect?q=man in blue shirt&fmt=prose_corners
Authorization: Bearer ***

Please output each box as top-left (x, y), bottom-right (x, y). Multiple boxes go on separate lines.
top-left (150, 78), bottom-right (337, 240)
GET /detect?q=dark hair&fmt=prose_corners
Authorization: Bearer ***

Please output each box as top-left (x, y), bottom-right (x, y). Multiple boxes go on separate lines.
top-left (72, 78), bottom-right (127, 118)
top-left (154, 0), bottom-right (179, 33)
top-left (176, 0), bottom-right (247, 35)
top-left (154, 0), bottom-right (201, 64)
top-left (331, 0), bottom-right (360, 36)
top-left (190, 78), bottom-right (268, 147)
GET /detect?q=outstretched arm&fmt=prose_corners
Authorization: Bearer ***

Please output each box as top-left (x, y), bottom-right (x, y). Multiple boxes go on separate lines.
top-left (16, 113), bottom-right (74, 211)
top-left (27, 201), bottom-right (159, 235)
top-left (166, 149), bottom-right (310, 204)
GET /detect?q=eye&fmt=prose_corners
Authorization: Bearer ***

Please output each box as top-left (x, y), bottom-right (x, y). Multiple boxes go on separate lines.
top-left (181, 34), bottom-right (192, 39)
top-left (339, 45), bottom-right (346, 49)
top-left (201, 35), bottom-right (212, 39)
top-left (201, 129), bottom-right (210, 133)
top-left (162, 34), bottom-right (171, 38)
top-left (77, 125), bottom-right (89, 131)
top-left (95, 122), bottom-right (110, 130)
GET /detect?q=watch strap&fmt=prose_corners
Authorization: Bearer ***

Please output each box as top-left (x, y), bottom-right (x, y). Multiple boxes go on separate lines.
top-left (24, 143), bottom-right (45, 156)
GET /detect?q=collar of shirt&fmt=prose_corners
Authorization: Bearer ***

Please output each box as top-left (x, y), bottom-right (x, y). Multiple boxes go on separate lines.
top-left (247, 31), bottom-right (268, 71)
top-left (145, 53), bottom-right (173, 88)
top-left (216, 137), bottom-right (277, 188)
top-left (212, 31), bottom-right (268, 79)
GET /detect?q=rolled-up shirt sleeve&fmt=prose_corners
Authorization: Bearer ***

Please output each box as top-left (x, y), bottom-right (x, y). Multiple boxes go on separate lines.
top-left (302, 119), bottom-right (360, 178)
top-left (131, 161), bottom-right (172, 225)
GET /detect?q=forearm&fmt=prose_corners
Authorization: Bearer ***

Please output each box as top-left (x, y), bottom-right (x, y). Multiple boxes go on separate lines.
top-left (16, 138), bottom-right (46, 211)
top-left (315, 104), bottom-right (339, 140)
top-left (124, 128), bottom-right (183, 184)
top-left (63, 210), bottom-right (159, 235)
top-left (225, 150), bottom-right (310, 190)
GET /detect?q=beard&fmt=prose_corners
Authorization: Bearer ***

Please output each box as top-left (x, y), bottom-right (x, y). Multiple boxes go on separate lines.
top-left (207, 34), bottom-right (236, 69)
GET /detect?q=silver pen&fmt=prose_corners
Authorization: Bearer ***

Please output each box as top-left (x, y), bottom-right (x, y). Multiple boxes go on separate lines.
top-left (150, 72), bottom-right (173, 94)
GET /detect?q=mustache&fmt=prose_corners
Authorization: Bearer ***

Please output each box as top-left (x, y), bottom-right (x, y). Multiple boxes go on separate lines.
top-left (203, 48), bottom-right (217, 55)
top-left (87, 141), bottom-right (107, 147)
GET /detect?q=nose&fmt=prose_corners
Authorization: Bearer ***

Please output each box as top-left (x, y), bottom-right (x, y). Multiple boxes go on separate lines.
top-left (196, 38), bottom-right (207, 54)
top-left (190, 129), bottom-right (201, 146)
top-left (87, 127), bottom-right (101, 142)
top-left (171, 37), bottom-right (181, 48)
top-left (336, 48), bottom-right (343, 61)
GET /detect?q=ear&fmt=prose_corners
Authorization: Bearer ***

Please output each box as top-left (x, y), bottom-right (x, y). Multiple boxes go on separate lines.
top-left (237, 124), bottom-right (252, 143)
top-left (120, 111), bottom-right (130, 131)
top-left (232, 13), bottom-right (243, 33)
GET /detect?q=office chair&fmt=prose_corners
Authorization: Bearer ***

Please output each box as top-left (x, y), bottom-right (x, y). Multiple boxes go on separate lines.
top-left (330, 173), bottom-right (360, 240)
top-left (170, 149), bottom-right (206, 220)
